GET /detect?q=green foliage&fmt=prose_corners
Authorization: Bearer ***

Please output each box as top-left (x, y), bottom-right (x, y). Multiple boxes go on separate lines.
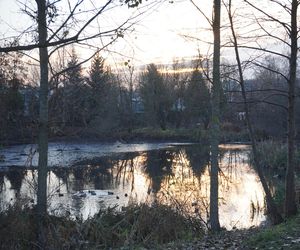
top-left (247, 213), bottom-right (300, 249)
top-left (272, 182), bottom-right (285, 207)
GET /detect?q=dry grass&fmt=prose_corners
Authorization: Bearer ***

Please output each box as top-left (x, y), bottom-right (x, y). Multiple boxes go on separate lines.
top-left (0, 202), bottom-right (204, 249)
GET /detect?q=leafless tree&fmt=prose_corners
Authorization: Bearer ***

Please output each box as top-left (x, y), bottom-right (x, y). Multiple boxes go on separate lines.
top-left (224, 0), bottom-right (283, 224)
top-left (0, 0), bottom-right (162, 219)
top-left (236, 0), bottom-right (298, 218)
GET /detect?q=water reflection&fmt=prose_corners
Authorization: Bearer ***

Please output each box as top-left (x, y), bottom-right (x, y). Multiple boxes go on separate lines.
top-left (0, 144), bottom-right (267, 229)
top-left (143, 150), bottom-right (175, 194)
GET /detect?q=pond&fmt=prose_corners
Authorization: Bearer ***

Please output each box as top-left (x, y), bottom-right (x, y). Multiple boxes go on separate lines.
top-left (0, 142), bottom-right (267, 230)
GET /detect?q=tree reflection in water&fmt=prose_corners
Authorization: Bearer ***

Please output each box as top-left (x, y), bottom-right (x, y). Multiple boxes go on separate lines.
top-left (5, 169), bottom-right (25, 193)
top-left (142, 150), bottom-right (175, 195)
top-left (0, 144), bottom-right (269, 229)
top-left (0, 172), bottom-right (4, 192)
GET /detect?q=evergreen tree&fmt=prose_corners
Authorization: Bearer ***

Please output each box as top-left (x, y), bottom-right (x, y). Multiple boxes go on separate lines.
top-left (64, 48), bottom-right (87, 126)
top-left (66, 48), bottom-right (83, 86)
top-left (88, 53), bottom-right (108, 90)
top-left (139, 64), bottom-right (171, 130)
top-left (184, 69), bottom-right (210, 129)
top-left (87, 53), bottom-right (108, 124)
top-left (0, 52), bottom-right (26, 140)
top-left (86, 53), bottom-right (119, 130)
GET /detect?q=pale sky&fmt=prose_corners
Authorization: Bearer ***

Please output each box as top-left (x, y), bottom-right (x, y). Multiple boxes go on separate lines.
top-left (0, 0), bottom-right (290, 73)
top-left (0, 0), bottom-right (213, 66)
top-left (114, 0), bottom-right (213, 64)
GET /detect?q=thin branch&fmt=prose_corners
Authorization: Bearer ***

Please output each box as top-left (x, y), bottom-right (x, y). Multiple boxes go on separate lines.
top-left (225, 88), bottom-right (288, 94)
top-left (251, 61), bottom-right (289, 82)
top-left (47, 0), bottom-right (84, 42)
top-left (244, 0), bottom-right (291, 34)
top-left (254, 16), bottom-right (290, 47)
top-left (49, 37), bottom-right (117, 84)
top-left (269, 0), bottom-right (291, 15)
top-left (229, 100), bottom-right (287, 110)
top-left (232, 45), bottom-right (290, 60)
top-left (190, 0), bottom-right (213, 27)
top-left (0, 0), bottom-right (114, 53)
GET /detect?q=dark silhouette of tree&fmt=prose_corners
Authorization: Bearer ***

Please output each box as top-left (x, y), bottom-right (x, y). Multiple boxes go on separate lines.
top-left (0, 0), bottom-right (151, 220)
top-left (225, 0), bottom-right (283, 224)
top-left (185, 145), bottom-right (210, 177)
top-left (184, 68), bottom-right (210, 129)
top-left (143, 150), bottom-right (174, 194)
top-left (36, 0), bottom-right (49, 219)
top-left (164, 60), bottom-right (188, 128)
top-left (64, 48), bottom-right (88, 127)
top-left (5, 170), bottom-right (25, 194)
top-left (87, 53), bottom-right (111, 125)
top-left (139, 64), bottom-right (172, 130)
top-left (240, 0), bottom-right (298, 218)
top-left (88, 53), bottom-right (108, 90)
top-left (210, 0), bottom-right (221, 232)
top-left (0, 52), bottom-right (27, 141)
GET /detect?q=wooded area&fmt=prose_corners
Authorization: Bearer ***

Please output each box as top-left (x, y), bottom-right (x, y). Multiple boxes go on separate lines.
top-left (0, 0), bottom-right (299, 248)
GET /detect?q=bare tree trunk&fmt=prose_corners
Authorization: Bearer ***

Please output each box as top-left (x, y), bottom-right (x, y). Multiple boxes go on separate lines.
top-left (210, 0), bottom-right (221, 232)
top-left (227, 0), bottom-right (283, 225)
top-left (285, 0), bottom-right (298, 217)
top-left (37, 0), bottom-right (49, 217)
top-left (129, 66), bottom-right (134, 133)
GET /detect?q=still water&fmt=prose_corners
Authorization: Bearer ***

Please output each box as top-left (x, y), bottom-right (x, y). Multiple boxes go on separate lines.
top-left (0, 142), bottom-right (266, 229)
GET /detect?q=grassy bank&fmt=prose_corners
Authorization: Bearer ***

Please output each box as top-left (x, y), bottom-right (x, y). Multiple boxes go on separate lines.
top-left (119, 127), bottom-right (207, 142)
top-left (246, 213), bottom-right (300, 249)
top-left (0, 203), bottom-right (204, 249)
top-left (1, 125), bottom-right (252, 146)
top-left (161, 213), bottom-right (300, 249)
top-left (51, 126), bottom-right (249, 144)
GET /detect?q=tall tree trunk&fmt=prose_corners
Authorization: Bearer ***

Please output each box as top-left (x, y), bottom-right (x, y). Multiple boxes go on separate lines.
top-left (36, 0), bottom-right (49, 217)
top-left (129, 67), bottom-right (134, 133)
top-left (227, 0), bottom-right (283, 225)
top-left (210, 0), bottom-right (221, 232)
top-left (285, 0), bottom-right (298, 217)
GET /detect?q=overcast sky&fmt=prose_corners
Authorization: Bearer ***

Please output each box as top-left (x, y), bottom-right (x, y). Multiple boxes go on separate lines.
top-left (0, 0), bottom-right (214, 66)
top-left (0, 0), bottom-right (289, 73)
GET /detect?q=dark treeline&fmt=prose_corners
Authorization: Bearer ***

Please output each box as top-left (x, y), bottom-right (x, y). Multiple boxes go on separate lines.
top-left (1, 49), bottom-right (299, 143)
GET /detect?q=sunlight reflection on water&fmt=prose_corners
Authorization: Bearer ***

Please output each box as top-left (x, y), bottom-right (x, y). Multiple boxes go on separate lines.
top-left (0, 143), bottom-right (267, 229)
